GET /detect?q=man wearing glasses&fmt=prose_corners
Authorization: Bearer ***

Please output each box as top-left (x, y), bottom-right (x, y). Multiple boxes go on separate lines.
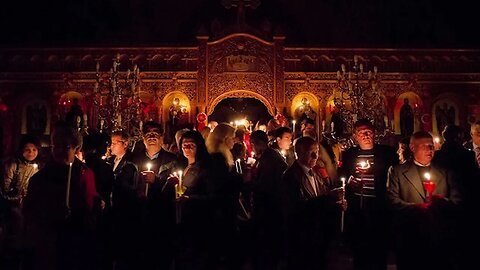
top-left (339, 119), bottom-right (398, 270)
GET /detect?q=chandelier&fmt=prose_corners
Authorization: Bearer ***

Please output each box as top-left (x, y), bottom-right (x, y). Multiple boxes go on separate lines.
top-left (333, 55), bottom-right (387, 135)
top-left (93, 54), bottom-right (142, 138)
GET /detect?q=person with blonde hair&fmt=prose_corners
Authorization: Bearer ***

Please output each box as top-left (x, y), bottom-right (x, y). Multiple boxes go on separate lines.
top-left (205, 123), bottom-right (236, 168)
top-left (200, 126), bottom-right (211, 141)
top-left (204, 123), bottom-right (241, 269)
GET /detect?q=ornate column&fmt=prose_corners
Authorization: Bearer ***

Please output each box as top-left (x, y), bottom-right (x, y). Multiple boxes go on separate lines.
top-left (273, 35), bottom-right (286, 116)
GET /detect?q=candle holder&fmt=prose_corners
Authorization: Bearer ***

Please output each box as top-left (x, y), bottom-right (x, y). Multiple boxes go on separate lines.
top-left (93, 53), bottom-right (142, 137)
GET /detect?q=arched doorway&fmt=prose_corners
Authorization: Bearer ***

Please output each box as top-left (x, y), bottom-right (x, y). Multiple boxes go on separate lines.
top-left (209, 97), bottom-right (272, 127)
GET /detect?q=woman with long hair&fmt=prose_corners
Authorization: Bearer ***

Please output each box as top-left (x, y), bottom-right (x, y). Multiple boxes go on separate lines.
top-left (204, 123), bottom-right (241, 269)
top-left (175, 130), bottom-right (211, 270)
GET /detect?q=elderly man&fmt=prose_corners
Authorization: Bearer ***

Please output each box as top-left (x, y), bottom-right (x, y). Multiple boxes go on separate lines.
top-left (387, 131), bottom-right (462, 270)
top-left (282, 136), bottom-right (346, 270)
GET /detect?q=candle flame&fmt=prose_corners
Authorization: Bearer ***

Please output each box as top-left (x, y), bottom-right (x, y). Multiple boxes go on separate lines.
top-left (33, 163), bottom-right (38, 169)
top-left (146, 163), bottom-right (152, 171)
top-left (424, 172), bottom-right (431, 181)
top-left (434, 137), bottom-right (440, 143)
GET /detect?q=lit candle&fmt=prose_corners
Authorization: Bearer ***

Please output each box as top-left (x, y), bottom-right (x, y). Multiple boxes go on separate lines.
top-left (281, 150), bottom-right (287, 158)
top-left (422, 172), bottom-right (436, 202)
top-left (33, 163), bottom-right (38, 170)
top-left (145, 163), bottom-right (152, 196)
top-left (331, 122), bottom-right (335, 132)
top-left (66, 162), bottom-right (73, 209)
top-left (251, 151), bottom-right (255, 158)
top-left (434, 137), bottom-right (440, 144)
top-left (178, 170), bottom-right (183, 190)
top-left (292, 120), bottom-right (296, 132)
top-left (322, 120), bottom-right (325, 131)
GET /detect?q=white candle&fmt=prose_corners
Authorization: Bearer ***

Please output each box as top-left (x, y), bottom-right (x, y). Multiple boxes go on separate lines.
top-left (341, 177), bottom-right (346, 189)
top-left (66, 162), bottom-right (73, 209)
top-left (146, 163), bottom-right (152, 172)
top-left (322, 120), bottom-right (325, 131)
top-left (292, 120), bottom-right (296, 132)
top-left (331, 122), bottom-right (335, 131)
top-left (178, 170), bottom-right (183, 188)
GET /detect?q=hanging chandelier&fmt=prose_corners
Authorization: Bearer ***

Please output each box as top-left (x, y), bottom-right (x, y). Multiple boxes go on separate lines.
top-left (333, 55), bottom-right (387, 135)
top-left (93, 54), bottom-right (142, 137)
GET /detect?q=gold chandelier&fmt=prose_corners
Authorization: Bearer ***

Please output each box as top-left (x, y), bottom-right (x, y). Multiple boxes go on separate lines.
top-left (333, 55), bottom-right (386, 134)
top-left (93, 54), bottom-right (142, 137)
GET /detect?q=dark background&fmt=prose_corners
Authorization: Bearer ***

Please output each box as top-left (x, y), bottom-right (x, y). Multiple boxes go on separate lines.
top-left (1, 0), bottom-right (478, 48)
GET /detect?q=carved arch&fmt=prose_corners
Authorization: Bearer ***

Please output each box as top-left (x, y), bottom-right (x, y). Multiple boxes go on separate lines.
top-left (207, 90), bottom-right (274, 116)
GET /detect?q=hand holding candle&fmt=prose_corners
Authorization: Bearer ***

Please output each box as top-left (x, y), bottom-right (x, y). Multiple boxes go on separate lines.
top-left (143, 163), bottom-right (153, 196)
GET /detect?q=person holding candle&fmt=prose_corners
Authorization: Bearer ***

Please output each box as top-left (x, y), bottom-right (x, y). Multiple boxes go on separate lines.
top-left (22, 121), bottom-right (98, 270)
top-left (339, 119), bottom-right (398, 270)
top-left (175, 130), bottom-right (212, 270)
top-left (1, 135), bottom-right (41, 268)
top-left (129, 121), bottom-right (178, 270)
top-left (282, 136), bottom-right (346, 270)
top-left (386, 131), bottom-right (462, 270)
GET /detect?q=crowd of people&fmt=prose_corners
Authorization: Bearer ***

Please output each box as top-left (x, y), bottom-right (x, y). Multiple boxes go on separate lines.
top-left (0, 116), bottom-right (479, 270)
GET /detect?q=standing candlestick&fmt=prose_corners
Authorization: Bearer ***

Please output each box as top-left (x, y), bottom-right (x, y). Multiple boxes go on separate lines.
top-left (66, 162), bottom-right (73, 209)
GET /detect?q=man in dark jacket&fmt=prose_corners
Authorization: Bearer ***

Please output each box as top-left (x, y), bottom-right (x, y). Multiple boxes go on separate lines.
top-left (283, 136), bottom-right (345, 270)
top-left (339, 119), bottom-right (398, 270)
top-left (130, 121), bottom-right (178, 270)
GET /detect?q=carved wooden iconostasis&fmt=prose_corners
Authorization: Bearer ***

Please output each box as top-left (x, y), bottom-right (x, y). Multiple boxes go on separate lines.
top-left (1, 33), bottom-right (480, 158)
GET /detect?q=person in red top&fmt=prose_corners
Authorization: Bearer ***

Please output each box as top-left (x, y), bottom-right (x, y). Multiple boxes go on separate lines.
top-left (23, 121), bottom-right (99, 270)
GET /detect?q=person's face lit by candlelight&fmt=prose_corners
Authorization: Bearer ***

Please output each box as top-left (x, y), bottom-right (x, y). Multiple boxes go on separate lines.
top-left (296, 138), bottom-right (319, 168)
top-left (411, 136), bottom-right (434, 166)
top-left (354, 125), bottom-right (375, 150)
top-left (110, 135), bottom-right (128, 157)
top-left (181, 138), bottom-right (197, 162)
top-left (23, 143), bottom-right (38, 162)
top-left (276, 132), bottom-right (292, 151)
